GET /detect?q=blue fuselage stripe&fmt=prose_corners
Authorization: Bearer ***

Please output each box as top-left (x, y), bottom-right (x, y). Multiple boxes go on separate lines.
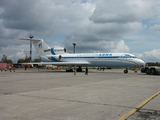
top-left (51, 48), bottom-right (56, 55)
top-left (62, 56), bottom-right (131, 59)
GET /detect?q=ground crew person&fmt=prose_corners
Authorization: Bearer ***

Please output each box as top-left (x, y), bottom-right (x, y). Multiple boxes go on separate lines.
top-left (25, 65), bottom-right (27, 70)
top-left (85, 66), bottom-right (88, 75)
top-left (74, 65), bottom-right (76, 75)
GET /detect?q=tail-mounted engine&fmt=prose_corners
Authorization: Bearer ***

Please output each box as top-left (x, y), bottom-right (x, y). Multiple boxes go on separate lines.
top-left (48, 55), bottom-right (62, 61)
top-left (52, 48), bottom-right (66, 54)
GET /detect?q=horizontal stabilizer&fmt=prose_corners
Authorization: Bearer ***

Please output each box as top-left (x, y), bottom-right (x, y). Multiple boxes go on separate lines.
top-left (19, 38), bottom-right (42, 41)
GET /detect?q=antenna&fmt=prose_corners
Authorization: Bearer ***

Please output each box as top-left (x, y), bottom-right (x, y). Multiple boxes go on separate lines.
top-left (73, 43), bottom-right (76, 53)
top-left (29, 35), bottom-right (34, 62)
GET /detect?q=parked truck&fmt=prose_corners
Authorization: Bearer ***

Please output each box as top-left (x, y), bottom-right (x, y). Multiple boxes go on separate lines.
top-left (0, 63), bottom-right (15, 72)
top-left (141, 66), bottom-right (160, 75)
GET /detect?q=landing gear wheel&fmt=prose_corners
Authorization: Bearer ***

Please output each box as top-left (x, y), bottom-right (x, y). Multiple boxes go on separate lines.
top-left (146, 69), bottom-right (149, 74)
top-left (77, 66), bottom-right (82, 72)
top-left (151, 69), bottom-right (155, 75)
top-left (66, 69), bottom-right (73, 72)
top-left (124, 70), bottom-right (128, 74)
top-left (134, 71), bottom-right (137, 73)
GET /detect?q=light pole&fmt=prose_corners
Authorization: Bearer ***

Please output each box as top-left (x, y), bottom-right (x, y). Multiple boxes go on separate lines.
top-left (29, 35), bottom-right (34, 62)
top-left (73, 43), bottom-right (76, 53)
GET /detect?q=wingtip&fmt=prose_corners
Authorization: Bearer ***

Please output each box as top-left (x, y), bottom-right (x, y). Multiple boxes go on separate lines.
top-left (19, 38), bottom-right (23, 40)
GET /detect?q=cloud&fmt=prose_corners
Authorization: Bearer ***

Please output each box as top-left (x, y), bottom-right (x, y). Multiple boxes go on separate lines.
top-left (0, 0), bottom-right (160, 62)
top-left (89, 0), bottom-right (158, 24)
top-left (149, 24), bottom-right (160, 33)
top-left (0, 43), bottom-right (34, 62)
top-left (63, 21), bottom-right (143, 54)
top-left (136, 49), bottom-right (160, 62)
top-left (16, 49), bottom-right (26, 59)
top-left (0, 0), bottom-right (95, 44)
top-left (111, 40), bottom-right (130, 53)
top-left (64, 39), bottom-right (130, 53)
top-left (0, 19), bottom-right (28, 48)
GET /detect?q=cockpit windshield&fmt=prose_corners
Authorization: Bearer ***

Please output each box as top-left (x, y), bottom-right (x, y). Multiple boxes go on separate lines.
top-left (130, 56), bottom-right (137, 58)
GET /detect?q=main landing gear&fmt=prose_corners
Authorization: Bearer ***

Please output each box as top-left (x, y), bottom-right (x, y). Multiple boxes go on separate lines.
top-left (66, 69), bottom-right (73, 72)
top-left (124, 68), bottom-right (128, 74)
top-left (66, 66), bottom-right (73, 72)
top-left (77, 66), bottom-right (82, 72)
top-left (66, 66), bottom-right (82, 72)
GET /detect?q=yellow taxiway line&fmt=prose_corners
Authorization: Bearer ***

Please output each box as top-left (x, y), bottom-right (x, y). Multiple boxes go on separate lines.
top-left (118, 91), bottom-right (160, 120)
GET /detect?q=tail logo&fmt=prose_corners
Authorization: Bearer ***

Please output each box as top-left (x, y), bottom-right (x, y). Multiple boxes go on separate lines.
top-left (38, 43), bottom-right (42, 49)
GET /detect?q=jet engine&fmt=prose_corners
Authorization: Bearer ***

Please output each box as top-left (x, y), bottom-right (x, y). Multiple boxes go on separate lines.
top-left (48, 55), bottom-right (62, 61)
top-left (53, 48), bottom-right (66, 54)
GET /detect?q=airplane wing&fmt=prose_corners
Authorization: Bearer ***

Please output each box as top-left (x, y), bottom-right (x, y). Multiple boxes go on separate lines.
top-left (28, 62), bottom-right (91, 66)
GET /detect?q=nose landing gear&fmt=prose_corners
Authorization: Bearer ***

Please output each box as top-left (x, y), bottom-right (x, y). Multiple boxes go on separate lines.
top-left (124, 68), bottom-right (128, 74)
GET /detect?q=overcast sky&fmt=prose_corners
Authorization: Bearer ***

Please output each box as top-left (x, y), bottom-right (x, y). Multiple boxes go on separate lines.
top-left (0, 0), bottom-right (160, 63)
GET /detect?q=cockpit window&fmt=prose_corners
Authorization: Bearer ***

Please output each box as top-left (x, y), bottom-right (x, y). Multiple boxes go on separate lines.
top-left (130, 56), bottom-right (137, 58)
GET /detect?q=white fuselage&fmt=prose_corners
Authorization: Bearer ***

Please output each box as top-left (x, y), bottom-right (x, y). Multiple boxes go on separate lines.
top-left (40, 52), bottom-right (145, 68)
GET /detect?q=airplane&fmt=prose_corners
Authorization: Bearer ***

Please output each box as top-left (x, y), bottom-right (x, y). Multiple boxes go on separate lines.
top-left (19, 38), bottom-right (145, 73)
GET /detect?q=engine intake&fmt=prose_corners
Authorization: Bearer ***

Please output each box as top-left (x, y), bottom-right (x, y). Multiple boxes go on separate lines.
top-left (59, 55), bottom-right (62, 60)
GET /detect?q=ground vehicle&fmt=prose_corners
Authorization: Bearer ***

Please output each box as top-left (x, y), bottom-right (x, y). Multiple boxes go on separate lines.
top-left (141, 66), bottom-right (160, 75)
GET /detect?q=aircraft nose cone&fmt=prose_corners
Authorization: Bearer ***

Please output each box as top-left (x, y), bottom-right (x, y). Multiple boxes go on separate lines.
top-left (138, 59), bottom-right (145, 67)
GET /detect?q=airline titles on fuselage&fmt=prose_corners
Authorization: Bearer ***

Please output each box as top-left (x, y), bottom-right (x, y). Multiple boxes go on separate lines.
top-left (76, 53), bottom-right (113, 58)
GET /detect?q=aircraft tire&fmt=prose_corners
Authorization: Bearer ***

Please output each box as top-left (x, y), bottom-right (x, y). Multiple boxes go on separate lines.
top-left (146, 69), bottom-right (149, 74)
top-left (124, 70), bottom-right (128, 74)
top-left (66, 69), bottom-right (73, 72)
top-left (151, 69), bottom-right (155, 75)
top-left (134, 71), bottom-right (137, 73)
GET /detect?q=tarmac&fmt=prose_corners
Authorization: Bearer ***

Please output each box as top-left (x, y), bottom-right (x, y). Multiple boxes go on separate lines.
top-left (0, 68), bottom-right (160, 120)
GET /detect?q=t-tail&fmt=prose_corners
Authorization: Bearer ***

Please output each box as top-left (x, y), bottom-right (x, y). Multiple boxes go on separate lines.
top-left (19, 38), bottom-right (67, 56)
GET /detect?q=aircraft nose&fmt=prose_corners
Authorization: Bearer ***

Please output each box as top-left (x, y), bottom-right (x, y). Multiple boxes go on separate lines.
top-left (138, 59), bottom-right (145, 67)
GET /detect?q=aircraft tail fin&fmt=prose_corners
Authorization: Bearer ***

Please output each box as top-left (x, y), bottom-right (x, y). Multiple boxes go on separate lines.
top-left (19, 38), bottom-right (51, 56)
